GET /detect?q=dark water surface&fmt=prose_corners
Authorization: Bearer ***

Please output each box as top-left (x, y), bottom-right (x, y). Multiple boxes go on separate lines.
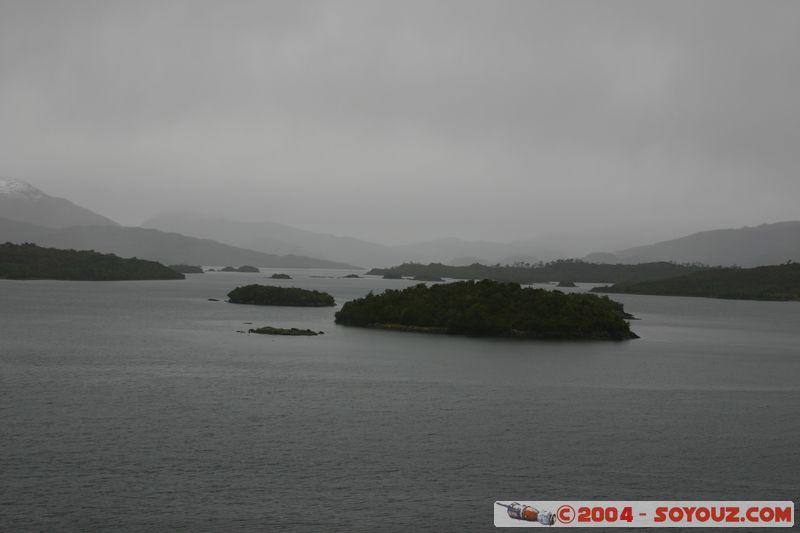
top-left (1, 272), bottom-right (798, 531)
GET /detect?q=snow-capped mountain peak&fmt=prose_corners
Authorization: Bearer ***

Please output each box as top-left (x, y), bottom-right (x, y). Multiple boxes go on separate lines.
top-left (0, 177), bottom-right (45, 200)
top-left (0, 176), bottom-right (119, 228)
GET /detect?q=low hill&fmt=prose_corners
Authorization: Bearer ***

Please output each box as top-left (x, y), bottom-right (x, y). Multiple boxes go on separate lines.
top-left (0, 217), bottom-right (357, 269)
top-left (611, 221), bottom-right (800, 267)
top-left (592, 263), bottom-right (800, 301)
top-left (368, 260), bottom-right (708, 284)
top-left (335, 280), bottom-right (637, 340)
top-left (0, 177), bottom-right (118, 228)
top-left (0, 242), bottom-right (183, 280)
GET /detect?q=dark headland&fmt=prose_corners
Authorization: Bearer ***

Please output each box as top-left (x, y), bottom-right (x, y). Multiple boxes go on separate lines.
top-left (0, 242), bottom-right (184, 281)
top-left (368, 260), bottom-right (709, 284)
top-left (335, 280), bottom-right (637, 340)
top-left (592, 263), bottom-right (800, 301)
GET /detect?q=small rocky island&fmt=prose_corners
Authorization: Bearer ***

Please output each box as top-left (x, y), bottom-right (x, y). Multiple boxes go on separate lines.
top-left (413, 275), bottom-right (444, 282)
top-left (335, 279), bottom-right (638, 340)
top-left (228, 284), bottom-right (336, 306)
top-left (557, 280), bottom-right (577, 287)
top-left (169, 264), bottom-right (204, 274)
top-left (0, 242), bottom-right (184, 281)
top-left (270, 273), bottom-right (292, 279)
top-left (248, 326), bottom-right (323, 336)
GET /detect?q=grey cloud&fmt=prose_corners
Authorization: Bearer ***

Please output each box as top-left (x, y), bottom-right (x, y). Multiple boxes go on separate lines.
top-left (0, 0), bottom-right (798, 252)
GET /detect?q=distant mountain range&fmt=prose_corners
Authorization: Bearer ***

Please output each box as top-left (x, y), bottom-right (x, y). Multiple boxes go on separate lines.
top-left (586, 221), bottom-right (800, 267)
top-left (3, 176), bottom-right (798, 269)
top-left (0, 217), bottom-right (356, 268)
top-left (0, 178), bottom-right (354, 268)
top-left (144, 213), bottom-right (800, 268)
top-left (142, 213), bottom-right (563, 267)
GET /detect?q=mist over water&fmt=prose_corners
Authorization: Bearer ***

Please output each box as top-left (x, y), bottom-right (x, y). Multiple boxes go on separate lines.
top-left (2, 273), bottom-right (798, 531)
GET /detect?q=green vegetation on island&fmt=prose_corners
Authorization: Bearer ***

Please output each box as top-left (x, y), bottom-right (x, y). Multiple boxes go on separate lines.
top-left (592, 263), bottom-right (800, 301)
top-left (335, 280), bottom-right (637, 340)
top-left (248, 326), bottom-right (323, 336)
top-left (557, 280), bottom-right (577, 287)
top-left (270, 273), bottom-right (292, 279)
top-left (169, 264), bottom-right (204, 274)
top-left (0, 242), bottom-right (184, 281)
top-left (220, 265), bottom-right (259, 273)
top-left (368, 260), bottom-right (708, 284)
top-left (228, 284), bottom-right (336, 307)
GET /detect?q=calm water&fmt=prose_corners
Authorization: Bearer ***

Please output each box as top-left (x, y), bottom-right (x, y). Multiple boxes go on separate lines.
top-left (1, 271), bottom-right (798, 531)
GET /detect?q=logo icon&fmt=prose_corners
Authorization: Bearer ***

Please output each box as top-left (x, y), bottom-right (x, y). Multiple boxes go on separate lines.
top-left (496, 502), bottom-right (556, 526)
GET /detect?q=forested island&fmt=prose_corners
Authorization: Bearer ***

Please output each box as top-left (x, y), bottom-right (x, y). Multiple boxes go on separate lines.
top-left (368, 260), bottom-right (708, 284)
top-left (593, 263), bottom-right (800, 301)
top-left (0, 242), bottom-right (184, 281)
top-left (248, 326), bottom-right (323, 336)
top-left (228, 284), bottom-right (335, 306)
top-left (221, 265), bottom-right (259, 273)
top-left (169, 264), bottom-right (203, 274)
top-left (270, 273), bottom-right (292, 279)
top-left (335, 280), bottom-right (637, 340)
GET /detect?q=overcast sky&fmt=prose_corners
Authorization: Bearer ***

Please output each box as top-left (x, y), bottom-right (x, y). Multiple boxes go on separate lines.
top-left (1, 0), bottom-right (798, 252)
